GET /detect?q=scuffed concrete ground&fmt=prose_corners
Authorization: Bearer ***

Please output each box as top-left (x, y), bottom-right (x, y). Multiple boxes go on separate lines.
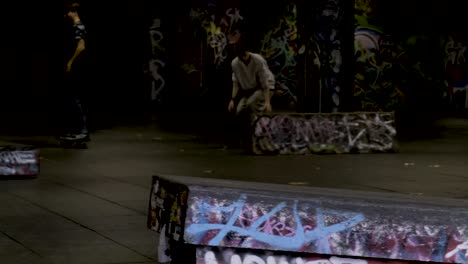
top-left (0, 118), bottom-right (468, 263)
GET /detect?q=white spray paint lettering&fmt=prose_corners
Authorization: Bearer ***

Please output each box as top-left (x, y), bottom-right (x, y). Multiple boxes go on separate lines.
top-left (0, 151), bottom-right (36, 165)
top-left (149, 18), bottom-right (166, 102)
top-left (204, 250), bottom-right (369, 264)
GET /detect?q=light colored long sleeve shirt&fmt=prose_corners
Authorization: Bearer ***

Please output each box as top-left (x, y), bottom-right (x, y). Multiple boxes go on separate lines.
top-left (231, 53), bottom-right (275, 91)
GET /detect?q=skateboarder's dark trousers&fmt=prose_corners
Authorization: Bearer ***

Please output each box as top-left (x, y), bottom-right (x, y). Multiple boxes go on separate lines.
top-left (62, 71), bottom-right (88, 135)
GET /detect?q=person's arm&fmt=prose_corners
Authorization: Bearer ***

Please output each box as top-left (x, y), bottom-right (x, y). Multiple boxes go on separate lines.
top-left (231, 59), bottom-right (241, 101)
top-left (67, 39), bottom-right (85, 72)
top-left (258, 57), bottom-right (275, 111)
top-left (67, 23), bottom-right (87, 72)
top-left (231, 73), bottom-right (240, 100)
top-left (228, 71), bottom-right (239, 112)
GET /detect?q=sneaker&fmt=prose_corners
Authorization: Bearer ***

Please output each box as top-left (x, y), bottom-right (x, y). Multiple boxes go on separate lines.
top-left (78, 133), bottom-right (91, 142)
top-left (60, 133), bottom-right (90, 141)
top-left (58, 133), bottom-right (75, 140)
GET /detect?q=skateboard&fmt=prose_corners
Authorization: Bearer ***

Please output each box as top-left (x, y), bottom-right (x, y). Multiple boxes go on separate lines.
top-left (58, 137), bottom-right (88, 149)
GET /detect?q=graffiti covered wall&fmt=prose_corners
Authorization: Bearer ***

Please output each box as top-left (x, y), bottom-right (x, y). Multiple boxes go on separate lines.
top-left (179, 2), bottom-right (246, 112)
top-left (189, 6), bottom-right (244, 69)
top-left (353, 0), bottom-right (404, 112)
top-left (445, 35), bottom-right (468, 109)
top-left (184, 189), bottom-right (468, 264)
top-left (310, 0), bottom-right (346, 113)
top-left (152, 0), bottom-right (351, 114)
top-left (186, 1), bottom-right (303, 111)
top-left (353, 0), bottom-right (467, 114)
top-left (148, 17), bottom-right (167, 104)
top-left (259, 2), bottom-right (299, 109)
top-left (145, 0), bottom-right (468, 117)
top-left (144, 0), bottom-right (174, 109)
top-left (251, 112), bottom-right (396, 155)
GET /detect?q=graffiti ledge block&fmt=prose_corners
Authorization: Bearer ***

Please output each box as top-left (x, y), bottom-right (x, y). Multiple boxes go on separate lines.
top-left (0, 145), bottom-right (40, 177)
top-left (252, 112), bottom-right (398, 155)
top-left (148, 175), bottom-right (468, 264)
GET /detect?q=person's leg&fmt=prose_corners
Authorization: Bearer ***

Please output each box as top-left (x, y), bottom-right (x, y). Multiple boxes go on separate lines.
top-left (242, 90), bottom-right (266, 152)
top-left (58, 73), bottom-right (76, 137)
top-left (72, 95), bottom-right (88, 135)
top-left (236, 97), bottom-right (248, 115)
top-left (235, 97), bottom-right (250, 148)
top-left (61, 72), bottom-right (89, 141)
top-left (246, 89), bottom-right (266, 118)
top-left (71, 67), bottom-right (90, 139)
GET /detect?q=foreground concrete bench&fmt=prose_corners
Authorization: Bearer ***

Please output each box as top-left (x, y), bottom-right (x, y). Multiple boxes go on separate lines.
top-left (148, 175), bottom-right (468, 264)
top-left (251, 112), bottom-right (397, 155)
top-left (0, 145), bottom-right (39, 177)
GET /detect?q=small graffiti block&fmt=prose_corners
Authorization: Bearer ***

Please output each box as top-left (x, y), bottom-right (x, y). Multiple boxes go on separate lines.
top-left (148, 176), bottom-right (189, 241)
top-left (252, 112), bottom-right (397, 155)
top-left (0, 146), bottom-right (39, 176)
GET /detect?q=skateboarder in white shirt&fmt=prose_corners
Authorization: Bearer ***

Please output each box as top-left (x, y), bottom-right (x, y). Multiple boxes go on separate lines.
top-left (228, 35), bottom-right (275, 149)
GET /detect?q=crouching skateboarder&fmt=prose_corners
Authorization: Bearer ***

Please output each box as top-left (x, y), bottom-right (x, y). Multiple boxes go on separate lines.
top-left (228, 35), bottom-right (275, 153)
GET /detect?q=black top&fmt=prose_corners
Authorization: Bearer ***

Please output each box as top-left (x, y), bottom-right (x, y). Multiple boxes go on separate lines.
top-left (64, 21), bottom-right (87, 67)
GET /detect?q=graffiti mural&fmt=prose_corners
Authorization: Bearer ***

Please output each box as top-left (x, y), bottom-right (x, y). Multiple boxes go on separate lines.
top-left (190, 7), bottom-right (244, 68)
top-left (169, 1), bottom-right (355, 113)
top-left (353, 0), bottom-right (405, 112)
top-left (251, 112), bottom-right (396, 155)
top-left (148, 18), bottom-right (166, 103)
top-left (184, 192), bottom-right (468, 264)
top-left (197, 247), bottom-right (415, 264)
top-left (445, 36), bottom-right (468, 109)
top-left (0, 146), bottom-right (39, 176)
top-left (260, 2), bottom-right (299, 108)
top-left (353, 0), bottom-right (451, 113)
top-left (309, 0), bottom-right (345, 112)
top-left (354, 27), bottom-right (403, 111)
top-left (185, 193), bottom-right (365, 251)
top-left (148, 176), bottom-right (189, 262)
